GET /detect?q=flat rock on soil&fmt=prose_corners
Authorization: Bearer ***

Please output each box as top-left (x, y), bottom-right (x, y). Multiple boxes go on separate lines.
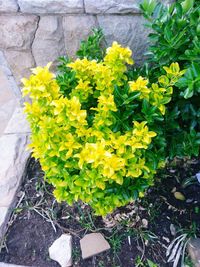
top-left (80, 233), bottom-right (110, 259)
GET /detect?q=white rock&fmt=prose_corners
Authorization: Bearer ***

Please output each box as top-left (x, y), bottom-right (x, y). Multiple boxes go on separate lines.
top-left (4, 50), bottom-right (35, 85)
top-left (63, 15), bottom-right (97, 58)
top-left (85, 0), bottom-right (141, 14)
top-left (32, 16), bottom-right (65, 66)
top-left (0, 15), bottom-right (39, 50)
top-left (0, 0), bottom-right (18, 12)
top-left (18, 0), bottom-right (84, 14)
top-left (142, 218), bottom-right (148, 228)
top-left (97, 15), bottom-right (150, 64)
top-left (49, 234), bottom-right (72, 267)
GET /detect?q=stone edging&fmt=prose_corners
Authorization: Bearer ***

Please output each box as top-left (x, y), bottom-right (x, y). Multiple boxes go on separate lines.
top-left (0, 0), bottom-right (154, 90)
top-left (0, 124), bottom-right (30, 241)
top-left (0, 60), bottom-right (30, 242)
top-left (1, 0), bottom-right (142, 15)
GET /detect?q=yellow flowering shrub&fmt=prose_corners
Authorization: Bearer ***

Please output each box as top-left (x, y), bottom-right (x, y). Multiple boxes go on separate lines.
top-left (22, 42), bottom-right (184, 216)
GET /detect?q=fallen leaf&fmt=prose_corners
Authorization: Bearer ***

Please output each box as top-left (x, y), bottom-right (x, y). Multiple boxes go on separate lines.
top-left (174, 192), bottom-right (185, 201)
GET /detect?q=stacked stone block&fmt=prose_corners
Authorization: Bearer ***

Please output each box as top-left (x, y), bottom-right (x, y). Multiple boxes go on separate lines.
top-left (0, 0), bottom-right (157, 89)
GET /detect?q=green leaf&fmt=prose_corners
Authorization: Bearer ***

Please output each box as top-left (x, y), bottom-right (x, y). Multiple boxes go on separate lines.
top-left (147, 259), bottom-right (158, 267)
top-left (122, 92), bottom-right (141, 105)
top-left (140, 0), bottom-right (158, 17)
top-left (181, 0), bottom-right (194, 13)
top-left (175, 3), bottom-right (183, 18)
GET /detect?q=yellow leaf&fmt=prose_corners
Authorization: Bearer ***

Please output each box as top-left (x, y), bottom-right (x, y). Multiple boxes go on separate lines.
top-left (96, 181), bottom-right (105, 190)
top-left (174, 192), bottom-right (185, 201)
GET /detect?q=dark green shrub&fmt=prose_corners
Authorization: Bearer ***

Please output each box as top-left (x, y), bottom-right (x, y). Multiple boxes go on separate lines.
top-left (140, 0), bottom-right (200, 158)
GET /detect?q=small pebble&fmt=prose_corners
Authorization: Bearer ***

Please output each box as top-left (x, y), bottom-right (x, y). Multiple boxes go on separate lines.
top-left (162, 236), bottom-right (170, 243)
top-left (170, 224), bottom-right (176, 236)
top-left (171, 187), bottom-right (176, 193)
top-left (196, 173), bottom-right (200, 183)
top-left (142, 218), bottom-right (148, 228)
top-left (186, 198), bottom-right (193, 203)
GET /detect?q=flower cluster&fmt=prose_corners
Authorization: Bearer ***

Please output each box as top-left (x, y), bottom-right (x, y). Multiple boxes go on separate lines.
top-left (23, 42), bottom-right (184, 215)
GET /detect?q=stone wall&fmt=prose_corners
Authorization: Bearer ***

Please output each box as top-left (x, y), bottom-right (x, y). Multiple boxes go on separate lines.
top-left (0, 0), bottom-right (168, 97)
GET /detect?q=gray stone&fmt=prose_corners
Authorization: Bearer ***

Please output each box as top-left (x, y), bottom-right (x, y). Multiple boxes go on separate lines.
top-left (0, 134), bottom-right (30, 239)
top-left (4, 50), bottom-right (35, 85)
top-left (80, 233), bottom-right (110, 259)
top-left (63, 15), bottom-right (97, 58)
top-left (4, 107), bottom-right (30, 134)
top-left (85, 0), bottom-right (173, 14)
top-left (97, 15), bottom-right (150, 64)
top-left (0, 0), bottom-right (18, 12)
top-left (0, 51), bottom-right (21, 99)
top-left (32, 16), bottom-right (65, 67)
top-left (188, 238), bottom-right (200, 267)
top-left (18, 0), bottom-right (84, 14)
top-left (0, 15), bottom-right (39, 50)
top-left (0, 98), bottom-right (17, 136)
top-left (85, 0), bottom-right (141, 14)
top-left (0, 51), bottom-right (13, 76)
top-left (0, 68), bottom-right (17, 135)
top-left (49, 234), bottom-right (72, 267)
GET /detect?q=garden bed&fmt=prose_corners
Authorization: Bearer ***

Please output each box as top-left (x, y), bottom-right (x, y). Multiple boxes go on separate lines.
top-left (0, 157), bottom-right (200, 266)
